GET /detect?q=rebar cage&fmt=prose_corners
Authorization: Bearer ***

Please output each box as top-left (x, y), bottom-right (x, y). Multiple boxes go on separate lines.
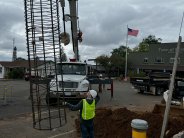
top-left (24, 0), bottom-right (66, 130)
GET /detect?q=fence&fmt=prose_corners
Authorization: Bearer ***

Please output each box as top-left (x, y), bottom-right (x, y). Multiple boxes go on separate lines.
top-left (0, 84), bottom-right (13, 105)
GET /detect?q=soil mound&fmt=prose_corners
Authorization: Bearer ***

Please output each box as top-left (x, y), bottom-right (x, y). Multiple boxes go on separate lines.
top-left (75, 107), bottom-right (184, 138)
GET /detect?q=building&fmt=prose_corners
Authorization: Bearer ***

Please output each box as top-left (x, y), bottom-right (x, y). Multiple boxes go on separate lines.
top-left (0, 44), bottom-right (55, 79)
top-left (12, 46), bottom-right (17, 61)
top-left (0, 60), bottom-right (46, 79)
top-left (0, 60), bottom-right (30, 78)
top-left (128, 42), bottom-right (184, 77)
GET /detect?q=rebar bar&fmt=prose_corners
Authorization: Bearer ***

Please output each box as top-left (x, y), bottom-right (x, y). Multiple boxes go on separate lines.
top-left (24, 0), bottom-right (66, 130)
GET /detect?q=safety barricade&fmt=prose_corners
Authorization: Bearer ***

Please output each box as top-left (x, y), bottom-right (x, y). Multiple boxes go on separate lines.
top-left (88, 78), bottom-right (113, 98)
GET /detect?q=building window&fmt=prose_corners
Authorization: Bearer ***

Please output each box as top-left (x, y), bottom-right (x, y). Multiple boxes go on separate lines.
top-left (170, 58), bottom-right (180, 64)
top-left (0, 67), bottom-right (2, 74)
top-left (170, 58), bottom-right (174, 63)
top-left (144, 58), bottom-right (148, 63)
top-left (155, 57), bottom-right (164, 64)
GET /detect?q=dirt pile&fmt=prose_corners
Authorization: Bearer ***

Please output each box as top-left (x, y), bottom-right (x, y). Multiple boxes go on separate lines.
top-left (75, 107), bottom-right (184, 138)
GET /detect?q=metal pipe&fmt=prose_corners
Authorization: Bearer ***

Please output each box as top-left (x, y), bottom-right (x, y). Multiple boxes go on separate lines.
top-left (68, 0), bottom-right (79, 61)
top-left (160, 36), bottom-right (182, 138)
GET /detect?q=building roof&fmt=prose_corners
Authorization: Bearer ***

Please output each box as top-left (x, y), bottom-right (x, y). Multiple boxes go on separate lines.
top-left (0, 60), bottom-right (44, 68)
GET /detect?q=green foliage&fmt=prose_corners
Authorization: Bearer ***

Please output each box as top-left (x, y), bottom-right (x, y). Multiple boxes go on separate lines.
top-left (8, 68), bottom-right (24, 79)
top-left (95, 35), bottom-right (162, 77)
top-left (110, 45), bottom-right (128, 69)
top-left (96, 55), bottom-right (110, 64)
top-left (16, 57), bottom-right (26, 61)
top-left (133, 35), bottom-right (162, 52)
top-left (111, 45), bottom-right (132, 58)
top-left (111, 45), bottom-right (126, 57)
top-left (96, 55), bottom-right (111, 69)
top-left (95, 55), bottom-right (111, 76)
top-left (110, 54), bottom-right (125, 69)
top-left (96, 46), bottom-right (128, 76)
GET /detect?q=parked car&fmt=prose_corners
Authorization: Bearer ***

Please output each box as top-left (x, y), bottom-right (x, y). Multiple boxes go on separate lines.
top-left (24, 71), bottom-right (38, 81)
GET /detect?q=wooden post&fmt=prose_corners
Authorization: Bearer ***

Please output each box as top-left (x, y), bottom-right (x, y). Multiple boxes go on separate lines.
top-left (111, 81), bottom-right (113, 98)
top-left (99, 83), bottom-right (102, 93)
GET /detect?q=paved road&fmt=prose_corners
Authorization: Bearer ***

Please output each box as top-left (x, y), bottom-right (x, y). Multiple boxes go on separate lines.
top-left (0, 80), bottom-right (31, 118)
top-left (0, 79), bottom-right (163, 138)
top-left (0, 80), bottom-right (162, 118)
top-left (95, 80), bottom-right (162, 111)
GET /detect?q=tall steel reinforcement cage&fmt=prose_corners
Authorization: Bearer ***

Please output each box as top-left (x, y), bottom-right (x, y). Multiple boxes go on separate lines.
top-left (24, 0), bottom-right (66, 130)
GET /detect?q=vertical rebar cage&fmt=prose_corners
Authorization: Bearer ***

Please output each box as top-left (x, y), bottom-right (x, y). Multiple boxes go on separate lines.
top-left (24, 0), bottom-right (66, 130)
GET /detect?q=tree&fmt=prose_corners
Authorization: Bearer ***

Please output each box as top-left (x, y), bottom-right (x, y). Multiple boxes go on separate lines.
top-left (95, 55), bottom-right (111, 76)
top-left (95, 55), bottom-right (110, 68)
top-left (133, 35), bottom-right (162, 52)
top-left (110, 54), bottom-right (125, 76)
top-left (8, 68), bottom-right (24, 79)
top-left (111, 45), bottom-right (132, 58)
top-left (16, 57), bottom-right (26, 61)
top-left (111, 45), bottom-right (126, 57)
top-left (111, 45), bottom-right (132, 76)
top-left (95, 46), bottom-right (131, 77)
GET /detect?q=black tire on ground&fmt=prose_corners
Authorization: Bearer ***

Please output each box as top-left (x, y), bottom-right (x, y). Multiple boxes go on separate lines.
top-left (25, 78), bottom-right (29, 81)
top-left (139, 89), bottom-right (144, 94)
top-left (46, 94), bottom-right (57, 106)
top-left (155, 87), bottom-right (163, 96)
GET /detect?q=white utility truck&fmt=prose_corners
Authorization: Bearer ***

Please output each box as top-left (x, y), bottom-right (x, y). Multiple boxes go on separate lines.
top-left (47, 61), bottom-right (89, 104)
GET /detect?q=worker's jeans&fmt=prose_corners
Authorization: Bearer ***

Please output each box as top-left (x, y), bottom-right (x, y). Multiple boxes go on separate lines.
top-left (80, 119), bottom-right (94, 138)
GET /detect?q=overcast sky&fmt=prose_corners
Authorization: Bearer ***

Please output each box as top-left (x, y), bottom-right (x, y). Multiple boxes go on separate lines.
top-left (0, 0), bottom-right (184, 62)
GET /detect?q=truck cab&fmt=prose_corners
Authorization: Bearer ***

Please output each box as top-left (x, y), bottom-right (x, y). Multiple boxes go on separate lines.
top-left (47, 61), bottom-right (89, 104)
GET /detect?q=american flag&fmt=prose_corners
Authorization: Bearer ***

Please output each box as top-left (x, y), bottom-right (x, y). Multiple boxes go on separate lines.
top-left (128, 28), bottom-right (139, 37)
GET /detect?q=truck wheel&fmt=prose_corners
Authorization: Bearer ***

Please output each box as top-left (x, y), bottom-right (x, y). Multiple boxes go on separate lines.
top-left (25, 78), bottom-right (29, 81)
top-left (46, 95), bottom-right (57, 106)
top-left (155, 87), bottom-right (162, 96)
top-left (139, 89), bottom-right (144, 94)
top-left (46, 98), bottom-right (58, 106)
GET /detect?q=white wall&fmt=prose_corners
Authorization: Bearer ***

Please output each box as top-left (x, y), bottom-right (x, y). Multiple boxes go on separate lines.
top-left (0, 64), bottom-right (4, 79)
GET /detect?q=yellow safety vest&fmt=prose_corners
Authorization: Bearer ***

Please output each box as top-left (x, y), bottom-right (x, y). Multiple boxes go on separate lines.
top-left (82, 99), bottom-right (95, 120)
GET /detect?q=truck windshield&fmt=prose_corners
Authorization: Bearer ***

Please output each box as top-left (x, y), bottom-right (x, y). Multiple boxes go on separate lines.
top-left (57, 63), bottom-right (86, 75)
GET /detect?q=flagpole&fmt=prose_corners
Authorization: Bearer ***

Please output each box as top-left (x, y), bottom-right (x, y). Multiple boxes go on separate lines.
top-left (124, 25), bottom-right (129, 81)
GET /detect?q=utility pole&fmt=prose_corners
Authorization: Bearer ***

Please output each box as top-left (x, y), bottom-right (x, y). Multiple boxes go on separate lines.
top-left (160, 12), bottom-right (184, 138)
top-left (68, 0), bottom-right (79, 61)
top-left (124, 25), bottom-right (128, 81)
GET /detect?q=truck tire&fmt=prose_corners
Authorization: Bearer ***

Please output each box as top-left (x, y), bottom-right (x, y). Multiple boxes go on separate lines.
top-left (46, 94), bottom-right (57, 106)
top-left (155, 87), bottom-right (163, 96)
top-left (139, 89), bottom-right (144, 94)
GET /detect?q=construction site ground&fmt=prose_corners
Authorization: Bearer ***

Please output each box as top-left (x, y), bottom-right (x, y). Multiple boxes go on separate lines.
top-left (0, 80), bottom-right (183, 138)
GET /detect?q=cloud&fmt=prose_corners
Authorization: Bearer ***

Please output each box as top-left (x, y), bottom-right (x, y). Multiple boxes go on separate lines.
top-left (0, 0), bottom-right (184, 61)
top-left (77, 0), bottom-right (184, 49)
top-left (0, 1), bottom-right (26, 60)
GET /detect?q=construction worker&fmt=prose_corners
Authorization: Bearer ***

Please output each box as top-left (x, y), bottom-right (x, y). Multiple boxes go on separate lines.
top-left (66, 90), bottom-right (100, 138)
